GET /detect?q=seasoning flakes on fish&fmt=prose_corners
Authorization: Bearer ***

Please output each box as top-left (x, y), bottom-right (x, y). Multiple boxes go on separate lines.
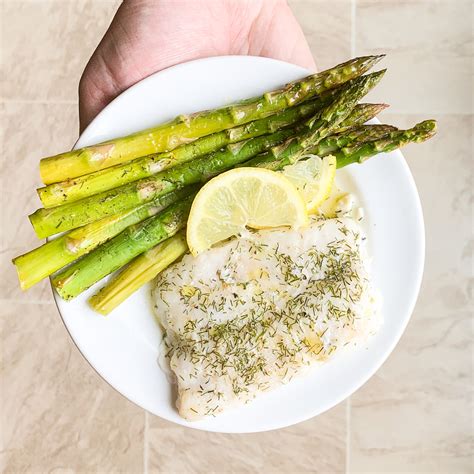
top-left (152, 217), bottom-right (380, 420)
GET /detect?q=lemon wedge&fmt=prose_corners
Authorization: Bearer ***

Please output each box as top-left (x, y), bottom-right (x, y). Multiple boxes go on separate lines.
top-left (186, 168), bottom-right (308, 256)
top-left (282, 155), bottom-right (336, 213)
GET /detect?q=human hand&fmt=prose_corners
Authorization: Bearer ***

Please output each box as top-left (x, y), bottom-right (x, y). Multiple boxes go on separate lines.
top-left (79, 0), bottom-right (316, 131)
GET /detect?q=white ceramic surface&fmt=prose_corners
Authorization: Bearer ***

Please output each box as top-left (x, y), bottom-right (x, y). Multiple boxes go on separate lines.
top-left (53, 56), bottom-right (425, 433)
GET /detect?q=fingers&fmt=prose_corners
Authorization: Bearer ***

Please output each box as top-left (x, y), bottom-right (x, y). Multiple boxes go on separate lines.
top-left (78, 0), bottom-right (317, 133)
top-left (78, 2), bottom-right (132, 132)
top-left (79, 0), bottom-right (158, 132)
top-left (79, 52), bottom-right (120, 133)
top-left (78, 0), bottom-right (226, 132)
top-left (247, 0), bottom-right (317, 73)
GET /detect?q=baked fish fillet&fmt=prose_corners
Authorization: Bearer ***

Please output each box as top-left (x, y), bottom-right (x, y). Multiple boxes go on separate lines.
top-left (152, 217), bottom-right (380, 420)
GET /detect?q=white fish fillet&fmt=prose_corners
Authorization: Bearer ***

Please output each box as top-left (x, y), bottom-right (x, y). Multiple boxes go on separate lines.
top-left (152, 217), bottom-right (380, 420)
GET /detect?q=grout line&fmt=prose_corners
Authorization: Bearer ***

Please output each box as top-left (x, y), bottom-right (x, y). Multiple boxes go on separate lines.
top-left (346, 397), bottom-right (351, 474)
top-left (367, 111), bottom-right (474, 117)
top-left (3, 0), bottom-right (119, 3)
top-left (1, 99), bottom-right (78, 105)
top-left (351, 0), bottom-right (356, 57)
top-left (0, 298), bottom-right (54, 305)
top-left (144, 410), bottom-right (149, 474)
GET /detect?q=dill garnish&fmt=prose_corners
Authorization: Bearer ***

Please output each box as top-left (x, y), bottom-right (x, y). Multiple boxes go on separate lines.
top-left (155, 218), bottom-right (377, 418)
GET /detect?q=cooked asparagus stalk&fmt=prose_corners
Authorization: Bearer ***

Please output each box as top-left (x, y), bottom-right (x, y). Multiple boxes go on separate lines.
top-left (334, 120), bottom-right (437, 168)
top-left (89, 232), bottom-right (188, 315)
top-left (30, 71), bottom-right (384, 238)
top-left (30, 128), bottom-right (295, 238)
top-left (87, 119), bottom-right (436, 313)
top-left (49, 72), bottom-right (383, 299)
top-left (251, 119), bottom-right (435, 171)
top-left (306, 124), bottom-right (398, 157)
top-left (242, 70), bottom-right (386, 170)
top-left (37, 98), bottom-right (325, 208)
top-left (39, 55), bottom-right (384, 184)
top-left (337, 102), bottom-right (388, 130)
top-left (265, 103), bottom-right (393, 160)
top-left (13, 187), bottom-right (195, 290)
top-left (52, 195), bottom-right (195, 300)
top-left (37, 101), bottom-right (387, 209)
top-left (13, 124), bottom-right (397, 292)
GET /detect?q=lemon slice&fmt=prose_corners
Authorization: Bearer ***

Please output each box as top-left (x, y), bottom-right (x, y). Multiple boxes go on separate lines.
top-left (186, 168), bottom-right (308, 256)
top-left (282, 155), bottom-right (336, 213)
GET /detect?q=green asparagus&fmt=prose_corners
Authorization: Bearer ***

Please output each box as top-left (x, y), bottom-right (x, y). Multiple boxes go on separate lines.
top-left (37, 101), bottom-right (387, 209)
top-left (13, 123), bottom-right (397, 291)
top-left (13, 187), bottom-right (196, 290)
top-left (336, 102), bottom-right (388, 131)
top-left (306, 124), bottom-right (398, 157)
top-left (89, 232), bottom-right (188, 315)
top-left (52, 195), bottom-right (195, 300)
top-left (18, 125), bottom-right (391, 291)
top-left (37, 98), bottom-right (325, 208)
top-left (48, 72), bottom-right (385, 299)
top-left (30, 71), bottom-right (383, 238)
top-left (30, 128), bottom-right (295, 238)
top-left (242, 70), bottom-right (386, 170)
top-left (86, 119), bottom-right (437, 311)
top-left (39, 55), bottom-right (384, 184)
top-left (334, 120), bottom-right (437, 168)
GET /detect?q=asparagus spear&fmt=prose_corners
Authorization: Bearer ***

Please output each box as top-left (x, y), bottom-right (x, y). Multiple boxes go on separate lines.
top-left (30, 71), bottom-right (384, 238)
top-left (334, 120), bottom-right (437, 168)
top-left (89, 232), bottom-right (188, 315)
top-left (39, 55), bottom-right (384, 185)
top-left (17, 126), bottom-right (390, 292)
top-left (13, 124), bottom-right (397, 292)
top-left (52, 195), bottom-right (195, 300)
top-left (49, 72), bottom-right (384, 299)
top-left (30, 128), bottom-right (295, 238)
top-left (37, 98), bottom-right (325, 208)
top-left (243, 101), bottom-right (390, 169)
top-left (306, 124), bottom-right (398, 157)
top-left (13, 187), bottom-right (196, 290)
top-left (86, 119), bottom-right (437, 313)
top-left (37, 101), bottom-right (388, 209)
top-left (337, 103), bottom-right (388, 130)
top-left (242, 70), bottom-right (386, 170)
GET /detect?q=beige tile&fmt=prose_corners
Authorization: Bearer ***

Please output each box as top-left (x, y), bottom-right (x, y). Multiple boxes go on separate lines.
top-left (2, 0), bottom-right (121, 101)
top-left (355, 0), bottom-right (473, 114)
top-left (1, 301), bottom-right (144, 472)
top-left (148, 404), bottom-right (346, 473)
top-left (1, 103), bottom-right (80, 302)
top-left (379, 113), bottom-right (472, 277)
top-left (289, 0), bottom-right (352, 71)
top-left (349, 115), bottom-right (473, 473)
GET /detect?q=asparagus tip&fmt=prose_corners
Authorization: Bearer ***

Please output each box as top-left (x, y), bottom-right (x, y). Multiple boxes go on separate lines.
top-left (373, 68), bottom-right (387, 79)
top-left (363, 53), bottom-right (386, 65)
top-left (414, 120), bottom-right (437, 139)
top-left (359, 53), bottom-right (385, 62)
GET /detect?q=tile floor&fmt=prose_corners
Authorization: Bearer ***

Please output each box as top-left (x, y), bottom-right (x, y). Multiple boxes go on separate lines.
top-left (1, 0), bottom-right (472, 472)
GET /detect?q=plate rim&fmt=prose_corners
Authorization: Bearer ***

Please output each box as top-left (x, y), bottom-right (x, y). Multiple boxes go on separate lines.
top-left (50, 55), bottom-right (425, 433)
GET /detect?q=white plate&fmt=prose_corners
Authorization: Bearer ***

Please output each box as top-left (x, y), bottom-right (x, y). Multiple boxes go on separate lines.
top-left (54, 56), bottom-right (424, 433)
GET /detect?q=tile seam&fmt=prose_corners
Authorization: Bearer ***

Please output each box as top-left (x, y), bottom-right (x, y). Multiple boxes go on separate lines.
top-left (144, 410), bottom-right (149, 474)
top-left (1, 99), bottom-right (78, 105)
top-left (0, 298), bottom-right (55, 305)
top-left (346, 397), bottom-right (351, 474)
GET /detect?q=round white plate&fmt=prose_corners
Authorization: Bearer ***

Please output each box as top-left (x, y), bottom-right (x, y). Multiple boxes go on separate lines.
top-left (54, 56), bottom-right (424, 433)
